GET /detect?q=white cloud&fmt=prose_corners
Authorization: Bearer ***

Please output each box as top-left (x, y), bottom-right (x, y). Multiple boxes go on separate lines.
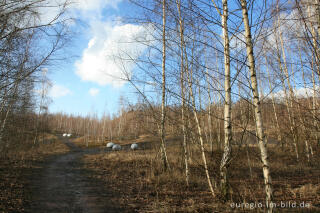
top-left (37, 0), bottom-right (123, 25)
top-left (260, 9), bottom-right (307, 52)
top-left (74, 0), bottom-right (121, 11)
top-left (49, 84), bottom-right (72, 98)
top-left (38, 0), bottom-right (68, 25)
top-left (230, 32), bottom-right (246, 50)
top-left (75, 21), bottom-right (152, 87)
top-left (89, 88), bottom-right (100, 96)
top-left (271, 86), bottom-right (320, 100)
top-left (36, 0), bottom-right (148, 89)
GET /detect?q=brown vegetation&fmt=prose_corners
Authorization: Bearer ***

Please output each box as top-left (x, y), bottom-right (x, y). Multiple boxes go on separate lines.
top-left (83, 136), bottom-right (320, 212)
top-left (0, 137), bottom-right (69, 212)
top-left (1, 0), bottom-right (320, 212)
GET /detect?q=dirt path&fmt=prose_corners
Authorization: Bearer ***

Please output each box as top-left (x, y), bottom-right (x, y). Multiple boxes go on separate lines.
top-left (27, 138), bottom-right (124, 213)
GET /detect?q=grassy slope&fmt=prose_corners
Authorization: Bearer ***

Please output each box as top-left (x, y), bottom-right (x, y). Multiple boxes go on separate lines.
top-left (83, 136), bottom-right (320, 212)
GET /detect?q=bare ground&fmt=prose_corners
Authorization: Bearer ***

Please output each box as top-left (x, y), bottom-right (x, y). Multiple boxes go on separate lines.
top-left (26, 138), bottom-right (127, 213)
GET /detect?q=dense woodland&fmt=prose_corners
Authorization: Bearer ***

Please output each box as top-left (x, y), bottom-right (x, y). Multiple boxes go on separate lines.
top-left (1, 0), bottom-right (320, 212)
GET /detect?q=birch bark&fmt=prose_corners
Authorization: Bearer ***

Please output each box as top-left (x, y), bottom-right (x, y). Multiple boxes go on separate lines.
top-left (240, 0), bottom-right (273, 211)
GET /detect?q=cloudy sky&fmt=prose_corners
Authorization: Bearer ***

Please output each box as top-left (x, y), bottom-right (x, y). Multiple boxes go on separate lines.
top-left (45, 0), bottom-right (146, 116)
top-left (43, 0), bottom-right (314, 117)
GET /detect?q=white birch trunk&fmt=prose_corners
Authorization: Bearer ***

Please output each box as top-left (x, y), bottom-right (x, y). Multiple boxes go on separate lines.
top-left (220, 0), bottom-right (232, 200)
top-left (265, 58), bottom-right (282, 148)
top-left (187, 65), bottom-right (215, 198)
top-left (160, 0), bottom-right (169, 170)
top-left (184, 32), bottom-right (215, 198)
top-left (240, 0), bottom-right (273, 211)
top-left (176, 0), bottom-right (190, 185)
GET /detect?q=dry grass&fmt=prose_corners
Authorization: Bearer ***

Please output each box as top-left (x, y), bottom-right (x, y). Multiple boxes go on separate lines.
top-left (83, 148), bottom-right (222, 212)
top-left (72, 134), bottom-right (176, 149)
top-left (4, 136), bottom-right (69, 162)
top-left (72, 136), bottom-right (110, 148)
top-left (83, 136), bottom-right (320, 212)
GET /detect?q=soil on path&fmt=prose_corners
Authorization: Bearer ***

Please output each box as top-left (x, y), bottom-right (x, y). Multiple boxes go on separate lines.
top-left (27, 138), bottom-right (125, 213)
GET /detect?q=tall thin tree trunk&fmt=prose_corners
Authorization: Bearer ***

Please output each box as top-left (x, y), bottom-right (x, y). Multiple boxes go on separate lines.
top-left (101, 114), bottom-right (107, 143)
top-left (240, 0), bottom-right (273, 211)
top-left (0, 100), bottom-right (14, 147)
top-left (33, 70), bottom-right (47, 145)
top-left (238, 77), bottom-right (253, 180)
top-left (205, 67), bottom-right (213, 155)
top-left (274, 13), bottom-right (299, 160)
top-left (309, 3), bottom-right (320, 83)
top-left (181, 69), bottom-right (189, 186)
top-left (265, 58), bottom-right (282, 148)
top-left (187, 61), bottom-right (215, 198)
top-left (220, 0), bottom-right (232, 200)
top-left (215, 47), bottom-right (222, 151)
top-left (184, 32), bottom-right (215, 198)
top-left (217, 92), bottom-right (222, 151)
top-left (0, 85), bottom-right (12, 147)
top-left (300, 45), bottom-right (316, 156)
top-left (176, 0), bottom-right (189, 185)
top-left (289, 50), bottom-right (311, 162)
top-left (109, 120), bottom-right (113, 141)
top-left (308, 4), bottom-right (320, 146)
top-left (311, 57), bottom-right (318, 149)
top-left (279, 27), bottom-right (300, 161)
top-left (160, 0), bottom-right (169, 170)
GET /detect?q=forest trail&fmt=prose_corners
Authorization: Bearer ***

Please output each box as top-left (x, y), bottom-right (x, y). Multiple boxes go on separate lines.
top-left (27, 137), bottom-right (124, 213)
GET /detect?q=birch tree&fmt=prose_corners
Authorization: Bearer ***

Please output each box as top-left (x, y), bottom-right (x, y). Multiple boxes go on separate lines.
top-left (160, 0), bottom-right (170, 170)
top-left (211, 0), bottom-right (233, 200)
top-left (176, 0), bottom-right (189, 186)
top-left (186, 44), bottom-right (216, 198)
top-left (240, 0), bottom-right (273, 211)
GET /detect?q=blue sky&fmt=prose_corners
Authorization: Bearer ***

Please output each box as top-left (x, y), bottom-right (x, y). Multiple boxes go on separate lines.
top-left (43, 0), bottom-right (145, 117)
top-left (43, 0), bottom-right (317, 117)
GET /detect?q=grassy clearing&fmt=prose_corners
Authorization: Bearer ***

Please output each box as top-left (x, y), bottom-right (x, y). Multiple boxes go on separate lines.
top-left (83, 137), bottom-right (320, 212)
top-left (72, 134), bottom-right (164, 149)
top-left (0, 135), bottom-right (69, 212)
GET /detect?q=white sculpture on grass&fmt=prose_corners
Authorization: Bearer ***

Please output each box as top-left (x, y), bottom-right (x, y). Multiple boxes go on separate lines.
top-left (106, 142), bottom-right (115, 148)
top-left (112, 144), bottom-right (121, 151)
top-left (131, 143), bottom-right (138, 150)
